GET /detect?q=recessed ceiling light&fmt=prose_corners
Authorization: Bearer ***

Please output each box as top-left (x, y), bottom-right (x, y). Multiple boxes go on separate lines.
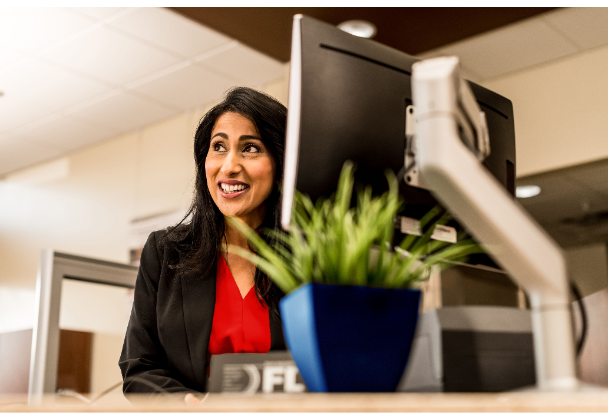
top-left (516, 185), bottom-right (541, 198)
top-left (337, 20), bottom-right (377, 38)
top-left (0, 91), bottom-right (4, 98)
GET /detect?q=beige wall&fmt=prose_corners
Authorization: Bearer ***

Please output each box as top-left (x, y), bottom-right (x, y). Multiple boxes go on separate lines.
top-left (484, 43), bottom-right (608, 178)
top-left (482, 45), bottom-right (608, 297)
top-left (91, 332), bottom-right (128, 397)
top-left (0, 112), bottom-right (195, 291)
top-left (565, 243), bottom-right (608, 297)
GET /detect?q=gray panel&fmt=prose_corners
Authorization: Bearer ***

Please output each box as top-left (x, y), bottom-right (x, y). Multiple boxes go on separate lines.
top-left (28, 249), bottom-right (137, 405)
top-left (436, 306), bottom-right (532, 333)
top-left (442, 330), bottom-right (536, 392)
top-left (398, 307), bottom-right (535, 392)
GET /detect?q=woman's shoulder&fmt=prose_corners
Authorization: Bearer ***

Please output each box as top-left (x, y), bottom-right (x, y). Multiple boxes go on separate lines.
top-left (143, 226), bottom-right (192, 267)
top-left (137, 229), bottom-right (184, 286)
top-left (139, 228), bottom-right (167, 248)
top-left (139, 229), bottom-right (169, 267)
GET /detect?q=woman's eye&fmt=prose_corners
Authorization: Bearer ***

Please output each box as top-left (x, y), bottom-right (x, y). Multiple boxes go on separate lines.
top-left (243, 144), bottom-right (261, 153)
top-left (212, 143), bottom-right (226, 152)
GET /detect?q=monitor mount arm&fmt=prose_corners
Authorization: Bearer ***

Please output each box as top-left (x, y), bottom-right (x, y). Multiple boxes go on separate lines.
top-left (409, 56), bottom-right (579, 391)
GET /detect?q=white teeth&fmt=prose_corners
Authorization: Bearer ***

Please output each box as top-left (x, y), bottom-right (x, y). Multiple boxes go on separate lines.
top-left (221, 183), bottom-right (248, 193)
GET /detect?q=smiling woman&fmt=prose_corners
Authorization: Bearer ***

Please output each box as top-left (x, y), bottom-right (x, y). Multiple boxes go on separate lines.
top-left (118, 87), bottom-right (287, 403)
top-left (206, 112), bottom-right (276, 226)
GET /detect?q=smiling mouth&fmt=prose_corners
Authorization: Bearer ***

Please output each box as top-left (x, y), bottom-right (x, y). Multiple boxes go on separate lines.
top-left (219, 182), bottom-right (250, 194)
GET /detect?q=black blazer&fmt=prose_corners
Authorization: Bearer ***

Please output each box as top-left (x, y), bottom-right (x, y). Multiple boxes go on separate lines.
top-left (119, 230), bottom-right (286, 395)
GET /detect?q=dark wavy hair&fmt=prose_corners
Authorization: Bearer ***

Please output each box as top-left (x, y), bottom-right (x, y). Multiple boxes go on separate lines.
top-left (165, 87), bottom-right (287, 318)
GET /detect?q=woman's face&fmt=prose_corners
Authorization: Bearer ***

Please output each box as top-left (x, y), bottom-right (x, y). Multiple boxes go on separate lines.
top-left (205, 112), bottom-right (276, 227)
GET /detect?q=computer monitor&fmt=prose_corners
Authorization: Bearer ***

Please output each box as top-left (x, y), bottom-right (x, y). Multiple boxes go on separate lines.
top-left (282, 15), bottom-right (516, 234)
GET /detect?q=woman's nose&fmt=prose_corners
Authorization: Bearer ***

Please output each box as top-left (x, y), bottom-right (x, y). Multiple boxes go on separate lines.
top-left (220, 150), bottom-right (241, 175)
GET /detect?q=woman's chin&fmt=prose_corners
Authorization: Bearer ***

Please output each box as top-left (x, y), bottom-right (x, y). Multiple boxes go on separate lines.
top-left (222, 209), bottom-right (265, 227)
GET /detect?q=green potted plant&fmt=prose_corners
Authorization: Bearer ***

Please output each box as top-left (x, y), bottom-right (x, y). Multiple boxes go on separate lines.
top-left (229, 162), bottom-right (482, 392)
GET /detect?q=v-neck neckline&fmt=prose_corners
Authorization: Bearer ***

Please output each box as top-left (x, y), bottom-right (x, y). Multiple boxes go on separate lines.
top-left (220, 253), bottom-right (254, 300)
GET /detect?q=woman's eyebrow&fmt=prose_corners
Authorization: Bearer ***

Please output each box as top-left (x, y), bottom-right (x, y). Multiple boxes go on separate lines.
top-left (210, 133), bottom-right (261, 141)
top-left (239, 134), bottom-right (262, 141)
top-left (211, 132), bottom-right (227, 140)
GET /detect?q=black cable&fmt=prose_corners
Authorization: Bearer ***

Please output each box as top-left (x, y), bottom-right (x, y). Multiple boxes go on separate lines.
top-left (121, 376), bottom-right (171, 395)
top-left (88, 381), bottom-right (122, 404)
top-left (569, 279), bottom-right (588, 357)
top-left (89, 377), bottom-right (170, 405)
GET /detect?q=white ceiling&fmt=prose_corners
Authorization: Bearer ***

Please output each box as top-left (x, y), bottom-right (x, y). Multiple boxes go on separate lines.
top-left (419, 7), bottom-right (608, 83)
top-left (0, 7), bottom-right (285, 176)
top-left (1, 7), bottom-right (607, 178)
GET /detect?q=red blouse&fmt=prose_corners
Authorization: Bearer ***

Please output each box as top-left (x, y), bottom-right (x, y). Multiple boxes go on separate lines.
top-left (208, 254), bottom-right (271, 362)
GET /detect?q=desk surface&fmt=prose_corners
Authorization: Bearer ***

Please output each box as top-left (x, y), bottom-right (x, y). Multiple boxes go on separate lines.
top-left (3, 391), bottom-right (608, 412)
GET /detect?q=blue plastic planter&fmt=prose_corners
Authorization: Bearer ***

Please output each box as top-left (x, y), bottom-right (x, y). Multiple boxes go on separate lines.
top-left (280, 283), bottom-right (421, 392)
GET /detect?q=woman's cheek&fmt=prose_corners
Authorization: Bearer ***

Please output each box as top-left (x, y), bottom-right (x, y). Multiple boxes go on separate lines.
top-left (251, 162), bottom-right (274, 185)
top-left (204, 159), bottom-right (215, 178)
top-left (204, 159), bottom-right (219, 194)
